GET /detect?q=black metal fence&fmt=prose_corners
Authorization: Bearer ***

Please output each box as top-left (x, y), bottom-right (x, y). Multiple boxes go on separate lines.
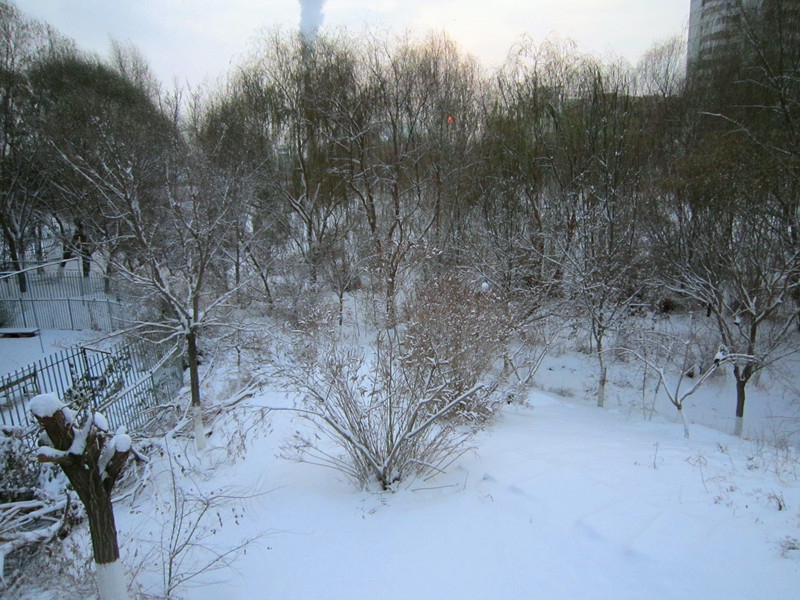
top-left (0, 272), bottom-right (124, 332)
top-left (0, 340), bottom-right (184, 433)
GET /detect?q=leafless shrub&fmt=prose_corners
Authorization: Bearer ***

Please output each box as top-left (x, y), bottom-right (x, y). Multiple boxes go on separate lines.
top-left (270, 268), bottom-right (338, 330)
top-left (547, 386), bottom-right (575, 398)
top-left (504, 310), bottom-right (567, 392)
top-left (279, 331), bottom-right (481, 491)
top-left (400, 275), bottom-right (512, 422)
top-left (748, 430), bottom-right (800, 480)
top-left (779, 536), bottom-right (800, 558)
top-left (0, 426), bottom-right (40, 504)
top-left (129, 440), bottom-right (267, 599)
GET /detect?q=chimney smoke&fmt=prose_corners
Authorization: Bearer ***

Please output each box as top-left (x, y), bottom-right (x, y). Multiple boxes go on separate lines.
top-left (299, 0), bottom-right (326, 40)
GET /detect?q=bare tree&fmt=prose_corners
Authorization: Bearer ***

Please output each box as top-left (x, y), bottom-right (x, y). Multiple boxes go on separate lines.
top-left (338, 32), bottom-right (478, 326)
top-left (636, 34), bottom-right (686, 99)
top-left (191, 73), bottom-right (285, 307)
top-left (247, 31), bottom-right (353, 287)
top-left (474, 38), bottom-right (583, 299)
top-left (546, 59), bottom-right (648, 407)
top-left (654, 132), bottom-right (800, 435)
top-left (622, 318), bottom-right (754, 438)
top-left (53, 84), bottom-right (259, 449)
top-left (29, 45), bottom-right (173, 282)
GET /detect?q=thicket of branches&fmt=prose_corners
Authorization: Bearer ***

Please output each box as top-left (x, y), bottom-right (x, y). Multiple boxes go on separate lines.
top-left (1, 0), bottom-right (798, 437)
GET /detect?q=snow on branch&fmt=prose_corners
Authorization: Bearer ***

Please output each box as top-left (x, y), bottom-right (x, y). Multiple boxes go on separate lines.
top-left (27, 395), bottom-right (132, 491)
top-left (275, 330), bottom-right (491, 491)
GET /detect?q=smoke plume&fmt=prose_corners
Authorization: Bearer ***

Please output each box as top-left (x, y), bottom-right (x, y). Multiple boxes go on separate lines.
top-left (299, 0), bottom-right (326, 39)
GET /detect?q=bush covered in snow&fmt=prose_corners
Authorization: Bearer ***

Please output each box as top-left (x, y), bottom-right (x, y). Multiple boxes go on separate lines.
top-left (281, 329), bottom-right (482, 490)
top-left (0, 426), bottom-right (40, 504)
top-left (400, 275), bottom-right (512, 422)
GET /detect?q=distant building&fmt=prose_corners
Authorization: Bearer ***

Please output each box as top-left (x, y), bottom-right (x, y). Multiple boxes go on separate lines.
top-left (686, 0), bottom-right (757, 77)
top-left (687, 0), bottom-right (799, 85)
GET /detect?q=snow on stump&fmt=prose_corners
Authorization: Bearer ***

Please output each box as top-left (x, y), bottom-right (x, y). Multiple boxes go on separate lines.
top-left (27, 394), bottom-right (132, 600)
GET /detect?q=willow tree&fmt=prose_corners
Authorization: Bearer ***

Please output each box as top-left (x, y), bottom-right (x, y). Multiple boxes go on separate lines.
top-left (0, 2), bottom-right (69, 290)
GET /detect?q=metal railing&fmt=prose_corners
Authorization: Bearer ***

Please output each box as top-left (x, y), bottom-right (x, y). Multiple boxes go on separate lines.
top-left (0, 340), bottom-right (184, 433)
top-left (0, 272), bottom-right (124, 332)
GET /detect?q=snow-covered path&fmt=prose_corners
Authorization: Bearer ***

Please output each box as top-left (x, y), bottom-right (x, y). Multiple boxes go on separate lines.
top-left (125, 389), bottom-right (800, 600)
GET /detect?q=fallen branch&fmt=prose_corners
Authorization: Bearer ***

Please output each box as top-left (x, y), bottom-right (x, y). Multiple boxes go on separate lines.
top-left (0, 495), bottom-right (71, 588)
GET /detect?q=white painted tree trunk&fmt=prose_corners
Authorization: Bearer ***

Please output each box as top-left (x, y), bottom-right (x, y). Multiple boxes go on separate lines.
top-left (733, 416), bottom-right (744, 437)
top-left (678, 406), bottom-right (691, 439)
top-left (597, 365), bottom-right (607, 408)
top-left (191, 404), bottom-right (206, 451)
top-left (96, 560), bottom-right (130, 600)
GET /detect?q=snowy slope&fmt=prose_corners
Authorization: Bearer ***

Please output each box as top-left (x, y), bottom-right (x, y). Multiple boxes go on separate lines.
top-left (117, 381), bottom-right (800, 600)
top-left (0, 329), bottom-right (97, 375)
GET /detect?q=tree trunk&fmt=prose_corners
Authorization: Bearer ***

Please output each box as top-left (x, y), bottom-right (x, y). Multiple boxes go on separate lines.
top-left (30, 405), bottom-right (132, 600)
top-left (385, 274), bottom-right (396, 328)
top-left (596, 332), bottom-right (606, 408)
top-left (262, 275), bottom-right (273, 311)
top-left (104, 261), bottom-right (114, 295)
top-left (61, 455), bottom-right (126, 584)
top-left (79, 483), bottom-right (121, 565)
top-left (677, 405), bottom-right (691, 439)
top-left (8, 243), bottom-right (27, 293)
top-left (185, 329), bottom-right (206, 450)
top-left (15, 267), bottom-right (27, 294)
top-left (82, 251), bottom-right (92, 277)
top-left (35, 224), bottom-right (44, 274)
top-left (191, 403), bottom-right (206, 451)
top-left (732, 359), bottom-right (754, 437)
top-left (81, 487), bottom-right (130, 600)
top-left (186, 329), bottom-right (201, 408)
top-left (597, 364), bottom-right (607, 408)
top-left (733, 415), bottom-right (744, 437)
top-left (734, 375), bottom-right (747, 437)
top-left (307, 219), bottom-right (318, 284)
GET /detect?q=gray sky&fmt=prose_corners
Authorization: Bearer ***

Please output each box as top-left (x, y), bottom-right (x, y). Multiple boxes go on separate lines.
top-left (16, 1), bottom-right (689, 88)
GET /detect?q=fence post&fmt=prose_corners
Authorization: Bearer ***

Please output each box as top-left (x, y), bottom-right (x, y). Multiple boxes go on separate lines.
top-left (19, 296), bottom-right (27, 327)
top-left (80, 346), bottom-right (97, 410)
top-left (30, 297), bottom-right (45, 353)
top-left (68, 299), bottom-right (75, 330)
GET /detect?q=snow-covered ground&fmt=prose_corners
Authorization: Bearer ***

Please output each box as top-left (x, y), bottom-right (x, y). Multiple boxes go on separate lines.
top-left (0, 329), bottom-right (101, 376)
top-left (103, 352), bottom-right (799, 600)
top-left (9, 325), bottom-right (800, 599)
